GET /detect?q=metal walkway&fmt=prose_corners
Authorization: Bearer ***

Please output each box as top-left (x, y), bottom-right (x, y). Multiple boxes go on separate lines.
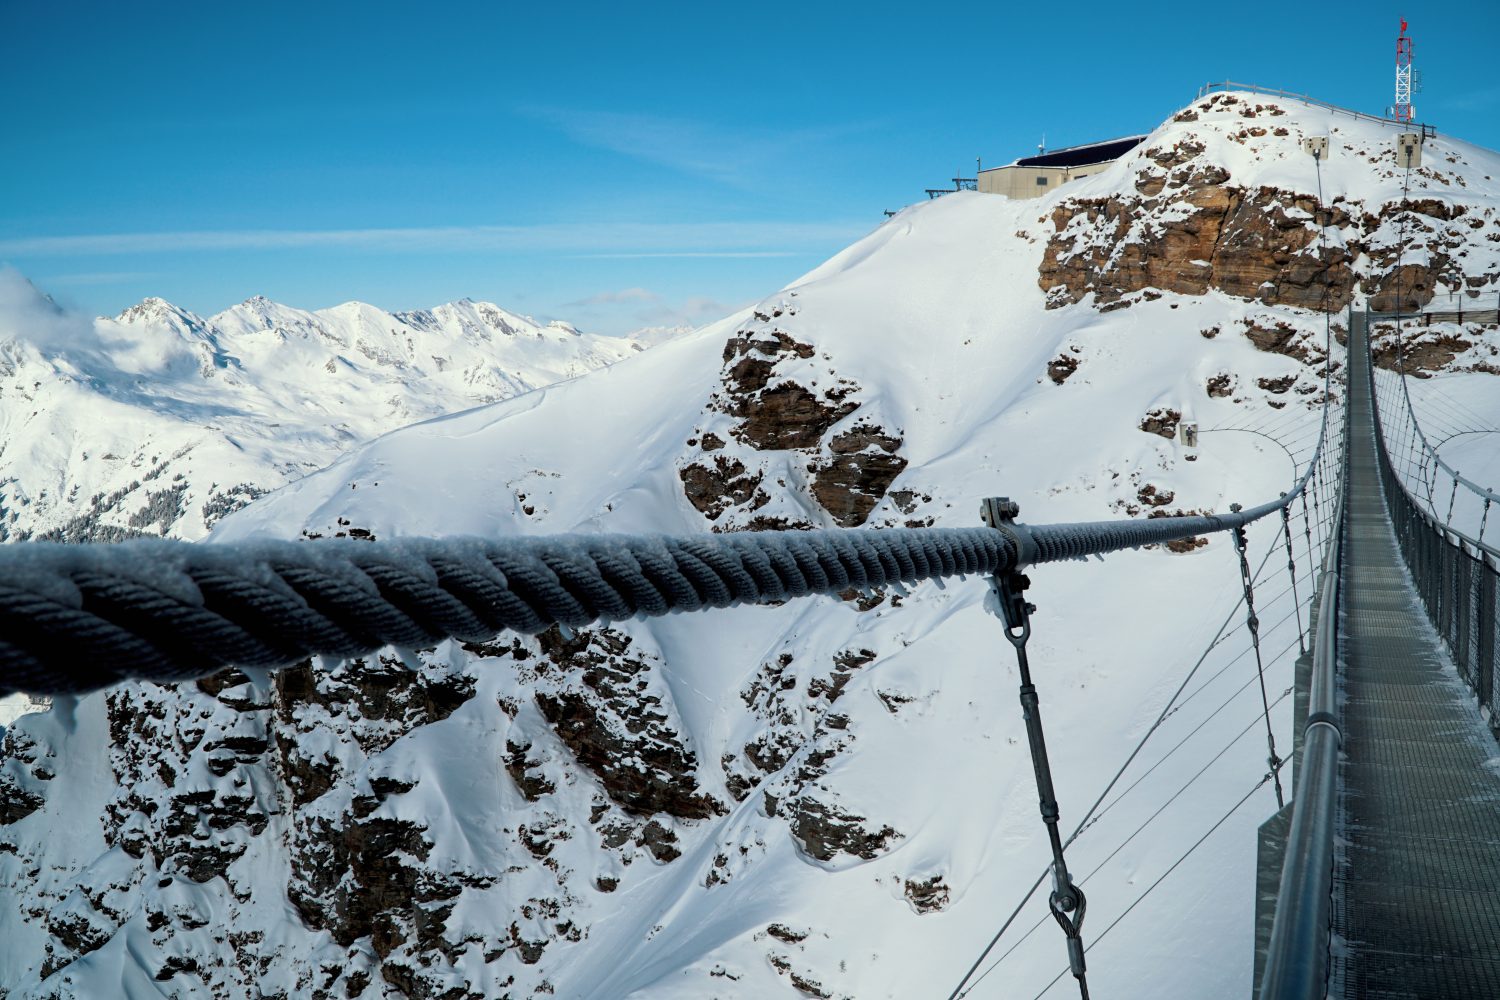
top-left (1334, 316), bottom-right (1500, 997)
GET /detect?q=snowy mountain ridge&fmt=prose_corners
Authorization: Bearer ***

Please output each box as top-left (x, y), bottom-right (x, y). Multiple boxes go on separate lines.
top-left (0, 282), bottom-right (662, 547)
top-left (4, 92), bottom-right (1500, 1000)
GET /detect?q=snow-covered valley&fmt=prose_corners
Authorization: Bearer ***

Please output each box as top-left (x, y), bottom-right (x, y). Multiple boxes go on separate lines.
top-left (4, 91), bottom-right (1500, 1000)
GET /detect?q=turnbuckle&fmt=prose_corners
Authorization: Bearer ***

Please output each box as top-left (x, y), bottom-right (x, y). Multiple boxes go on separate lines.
top-left (982, 497), bottom-right (1090, 998)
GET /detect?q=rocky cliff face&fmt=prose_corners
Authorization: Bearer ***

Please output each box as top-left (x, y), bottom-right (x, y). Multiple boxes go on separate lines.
top-left (676, 304), bottom-right (915, 532)
top-left (1039, 92), bottom-right (1500, 324)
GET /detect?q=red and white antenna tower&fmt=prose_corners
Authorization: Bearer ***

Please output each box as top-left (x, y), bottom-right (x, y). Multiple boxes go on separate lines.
top-left (1391, 17), bottom-right (1415, 122)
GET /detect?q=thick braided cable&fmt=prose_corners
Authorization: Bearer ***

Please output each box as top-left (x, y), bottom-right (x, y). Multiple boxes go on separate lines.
top-left (0, 529), bottom-right (1010, 696)
top-left (0, 494), bottom-right (1314, 697)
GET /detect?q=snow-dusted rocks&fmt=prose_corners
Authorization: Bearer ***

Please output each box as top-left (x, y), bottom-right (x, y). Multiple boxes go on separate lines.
top-left (1040, 91), bottom-right (1500, 323)
top-left (677, 322), bottom-right (910, 531)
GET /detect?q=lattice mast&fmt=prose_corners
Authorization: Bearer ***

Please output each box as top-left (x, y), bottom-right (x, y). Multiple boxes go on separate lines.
top-left (1392, 17), bottom-right (1415, 123)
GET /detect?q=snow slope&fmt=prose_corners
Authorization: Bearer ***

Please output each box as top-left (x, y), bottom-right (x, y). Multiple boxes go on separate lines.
top-left (5, 92), bottom-right (1500, 1000)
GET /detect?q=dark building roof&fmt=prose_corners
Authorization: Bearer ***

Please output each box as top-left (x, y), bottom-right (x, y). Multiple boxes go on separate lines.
top-left (1013, 135), bottom-right (1148, 168)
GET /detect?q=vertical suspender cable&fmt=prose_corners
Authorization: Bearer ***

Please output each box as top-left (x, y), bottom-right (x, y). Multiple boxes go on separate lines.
top-left (1282, 505), bottom-right (1307, 654)
top-left (1232, 509), bottom-right (1287, 807)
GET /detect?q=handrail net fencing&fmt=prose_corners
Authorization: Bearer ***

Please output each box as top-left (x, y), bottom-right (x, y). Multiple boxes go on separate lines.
top-left (1368, 311), bottom-right (1500, 733)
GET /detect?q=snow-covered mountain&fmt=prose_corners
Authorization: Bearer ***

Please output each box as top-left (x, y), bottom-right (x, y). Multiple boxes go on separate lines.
top-left (4, 92), bottom-right (1500, 1000)
top-left (0, 285), bottom-right (655, 545)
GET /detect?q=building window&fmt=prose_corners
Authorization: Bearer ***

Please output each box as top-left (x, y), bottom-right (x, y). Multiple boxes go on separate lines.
top-left (1036, 176), bottom-right (1048, 186)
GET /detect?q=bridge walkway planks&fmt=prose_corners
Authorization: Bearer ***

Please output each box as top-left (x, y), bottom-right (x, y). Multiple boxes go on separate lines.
top-left (1333, 314), bottom-right (1500, 998)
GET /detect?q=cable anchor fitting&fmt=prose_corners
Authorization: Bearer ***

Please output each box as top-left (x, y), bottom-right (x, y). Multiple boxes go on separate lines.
top-left (981, 497), bottom-right (1038, 647)
top-left (1049, 862), bottom-right (1089, 982)
top-left (980, 497), bottom-right (1090, 999)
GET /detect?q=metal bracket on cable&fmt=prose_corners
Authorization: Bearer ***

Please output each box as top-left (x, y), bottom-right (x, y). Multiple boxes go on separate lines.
top-left (980, 497), bottom-right (1090, 999)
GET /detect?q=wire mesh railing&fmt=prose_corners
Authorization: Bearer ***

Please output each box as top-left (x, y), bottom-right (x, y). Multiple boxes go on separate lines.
top-left (1367, 314), bottom-right (1500, 736)
top-left (1369, 319), bottom-right (1500, 550)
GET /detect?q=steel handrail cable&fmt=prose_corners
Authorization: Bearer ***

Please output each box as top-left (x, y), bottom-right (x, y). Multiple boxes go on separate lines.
top-left (1372, 399), bottom-right (1500, 559)
top-left (0, 458), bottom-right (1338, 697)
top-left (1242, 134), bottom-right (1349, 1000)
top-left (1258, 319), bottom-right (1350, 1000)
top-left (953, 132), bottom-right (1337, 993)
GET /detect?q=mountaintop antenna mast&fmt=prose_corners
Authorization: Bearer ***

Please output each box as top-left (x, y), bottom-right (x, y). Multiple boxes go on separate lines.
top-left (1390, 17), bottom-right (1415, 123)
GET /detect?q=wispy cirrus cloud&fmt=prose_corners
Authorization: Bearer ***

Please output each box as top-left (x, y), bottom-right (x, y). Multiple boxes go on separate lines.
top-left (519, 106), bottom-right (878, 188)
top-left (31, 270), bottom-right (158, 286)
top-left (1433, 87), bottom-right (1500, 113)
top-left (565, 287), bottom-right (661, 307)
top-left (0, 220), bottom-right (867, 258)
top-left (570, 251), bottom-right (801, 260)
top-left (558, 285), bottom-right (744, 337)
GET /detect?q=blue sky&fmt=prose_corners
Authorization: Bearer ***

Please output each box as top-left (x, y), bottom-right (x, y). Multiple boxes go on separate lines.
top-left (4, 0), bottom-right (1498, 334)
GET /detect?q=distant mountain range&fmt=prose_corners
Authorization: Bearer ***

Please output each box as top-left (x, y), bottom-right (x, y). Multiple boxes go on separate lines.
top-left (0, 286), bottom-right (669, 543)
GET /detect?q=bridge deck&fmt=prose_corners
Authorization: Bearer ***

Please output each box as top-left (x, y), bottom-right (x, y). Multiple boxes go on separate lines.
top-left (1334, 317), bottom-right (1500, 997)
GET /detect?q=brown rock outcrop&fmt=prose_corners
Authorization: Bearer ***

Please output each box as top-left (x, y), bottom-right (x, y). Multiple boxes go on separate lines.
top-left (679, 456), bottom-right (767, 521)
top-left (715, 330), bottom-right (855, 451)
top-left (1048, 354), bottom-right (1080, 384)
top-left (1041, 182), bottom-right (1357, 312)
top-left (536, 627), bottom-right (724, 820)
top-left (810, 425), bottom-right (908, 528)
top-left (1139, 408), bottom-right (1181, 439)
top-left (787, 796), bottom-right (900, 862)
top-left (733, 382), bottom-right (856, 451)
top-left (1206, 373), bottom-right (1235, 397)
top-left (684, 322), bottom-right (908, 527)
top-left (904, 875), bottom-right (952, 914)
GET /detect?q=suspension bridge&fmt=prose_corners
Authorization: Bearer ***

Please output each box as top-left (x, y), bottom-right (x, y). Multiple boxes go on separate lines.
top-left (5, 131), bottom-right (1500, 995)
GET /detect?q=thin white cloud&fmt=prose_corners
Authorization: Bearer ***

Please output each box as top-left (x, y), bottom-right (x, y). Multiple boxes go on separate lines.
top-left (0, 221), bottom-right (868, 258)
top-left (565, 287), bottom-right (662, 308)
top-left (523, 107), bottom-right (757, 185)
top-left (571, 251), bottom-right (803, 260)
top-left (519, 106), bottom-right (880, 188)
top-left (32, 270), bottom-right (158, 286)
top-left (555, 283), bottom-right (746, 337)
top-left (1434, 87), bottom-right (1500, 113)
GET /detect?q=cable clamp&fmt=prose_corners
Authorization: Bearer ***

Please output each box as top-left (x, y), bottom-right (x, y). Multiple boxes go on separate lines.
top-left (1049, 863), bottom-right (1088, 978)
top-left (981, 496), bottom-right (1038, 567)
top-left (981, 498), bottom-right (1037, 643)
